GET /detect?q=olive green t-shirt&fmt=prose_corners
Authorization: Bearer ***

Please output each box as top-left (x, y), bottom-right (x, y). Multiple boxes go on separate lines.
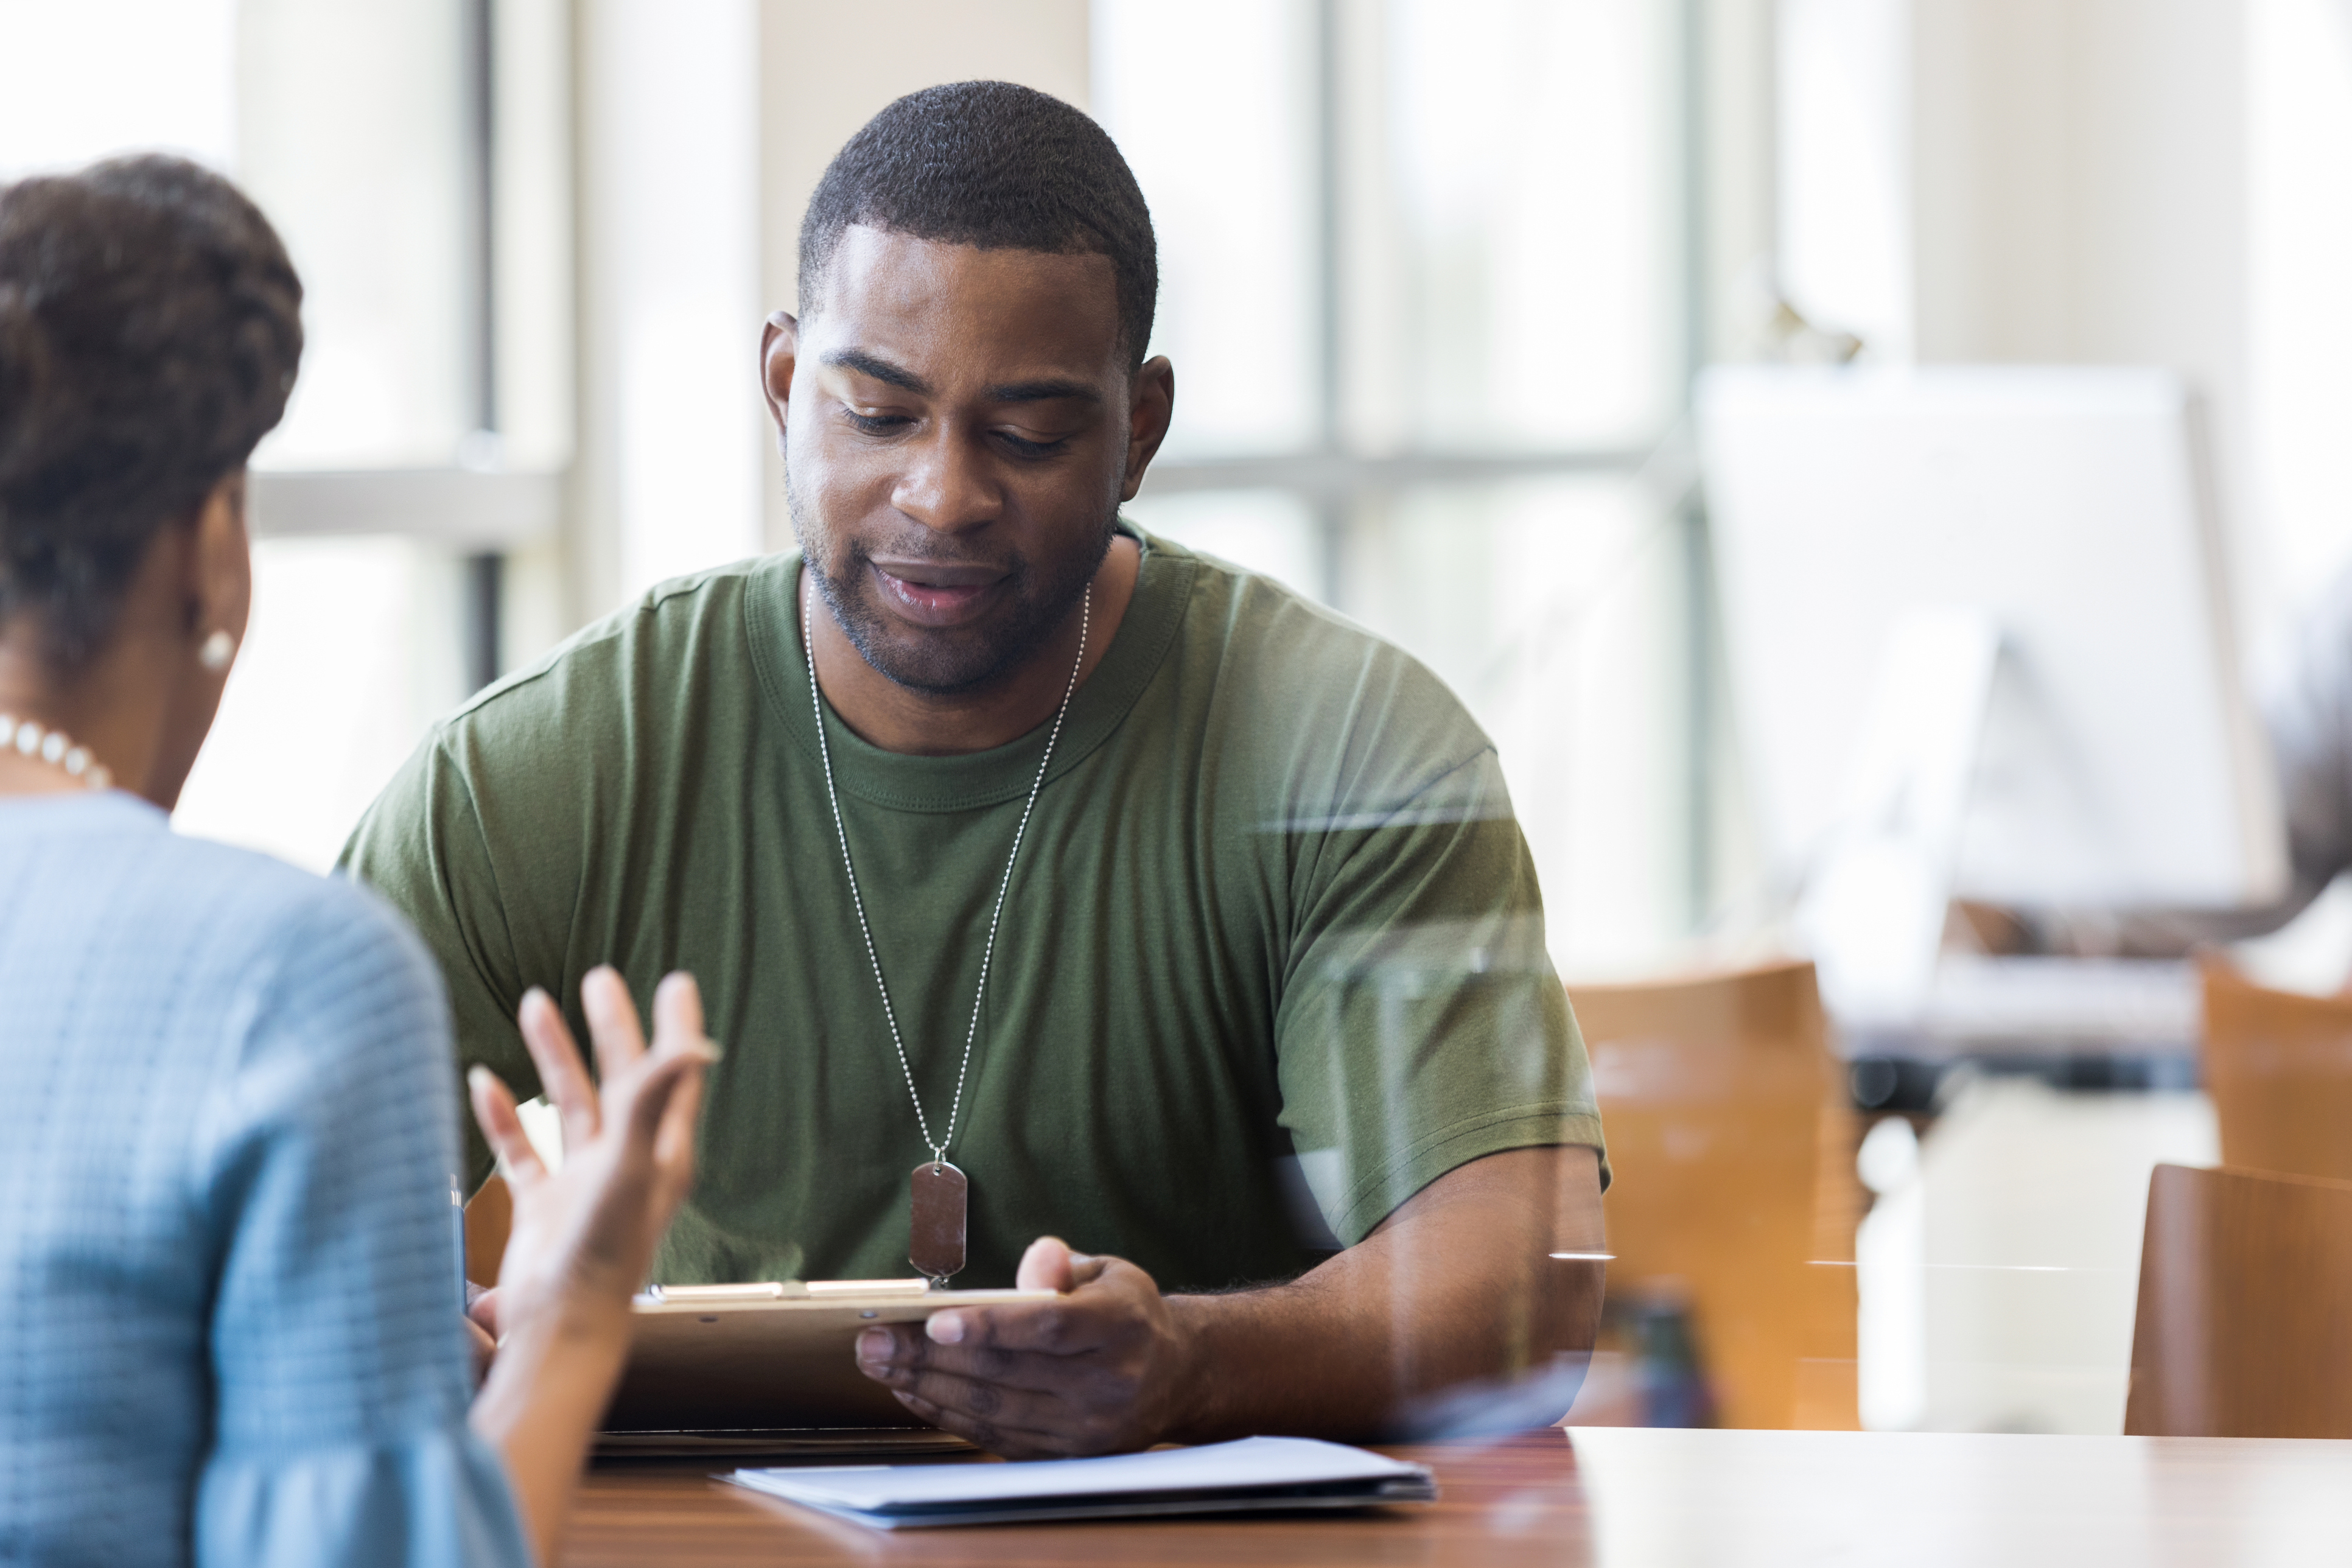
top-left (341, 527), bottom-right (1603, 1292)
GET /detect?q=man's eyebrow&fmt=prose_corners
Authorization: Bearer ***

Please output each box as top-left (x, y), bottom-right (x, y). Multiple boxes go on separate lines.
top-left (821, 354), bottom-right (1098, 407)
top-left (984, 378), bottom-right (1103, 406)
top-left (824, 349), bottom-right (931, 394)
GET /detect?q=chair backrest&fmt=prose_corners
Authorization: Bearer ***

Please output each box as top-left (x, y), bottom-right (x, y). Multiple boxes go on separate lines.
top-left (2126, 1161), bottom-right (2352, 1437)
top-left (1567, 959), bottom-right (1858, 1429)
top-left (2201, 958), bottom-right (2352, 1181)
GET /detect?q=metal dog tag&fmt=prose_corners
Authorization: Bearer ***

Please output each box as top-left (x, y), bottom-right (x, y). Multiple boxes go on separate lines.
top-left (909, 1160), bottom-right (968, 1284)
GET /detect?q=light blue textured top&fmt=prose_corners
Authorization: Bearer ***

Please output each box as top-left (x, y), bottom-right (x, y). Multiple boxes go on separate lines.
top-left (0, 792), bottom-right (532, 1568)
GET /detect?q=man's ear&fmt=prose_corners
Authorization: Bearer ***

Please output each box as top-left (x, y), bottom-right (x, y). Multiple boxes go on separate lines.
top-left (761, 311), bottom-right (799, 452)
top-left (1119, 355), bottom-right (1177, 503)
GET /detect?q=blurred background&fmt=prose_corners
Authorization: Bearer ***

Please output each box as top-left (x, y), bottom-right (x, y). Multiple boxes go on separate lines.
top-left (13, 0), bottom-right (2352, 1441)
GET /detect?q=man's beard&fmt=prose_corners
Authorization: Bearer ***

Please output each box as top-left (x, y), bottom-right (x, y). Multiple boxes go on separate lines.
top-left (787, 471), bottom-right (1116, 696)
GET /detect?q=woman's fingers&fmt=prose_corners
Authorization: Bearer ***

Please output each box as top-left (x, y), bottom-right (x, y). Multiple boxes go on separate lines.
top-left (650, 971), bottom-right (705, 1059)
top-left (468, 1065), bottom-right (546, 1188)
top-left (468, 1284), bottom-right (505, 1340)
top-left (618, 1037), bottom-right (708, 1131)
top-left (517, 987), bottom-right (599, 1149)
top-left (645, 973), bottom-right (710, 1174)
top-left (579, 965), bottom-right (648, 1083)
top-left (626, 1043), bottom-right (712, 1193)
top-left (651, 1043), bottom-right (708, 1181)
top-left (489, 968), bottom-right (712, 1336)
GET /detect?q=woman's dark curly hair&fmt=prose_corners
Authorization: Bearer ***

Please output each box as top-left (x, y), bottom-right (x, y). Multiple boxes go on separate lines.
top-left (0, 155), bottom-right (303, 670)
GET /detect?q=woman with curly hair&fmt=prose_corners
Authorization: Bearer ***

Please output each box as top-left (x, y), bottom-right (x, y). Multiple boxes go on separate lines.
top-left (0, 154), bottom-right (709, 1568)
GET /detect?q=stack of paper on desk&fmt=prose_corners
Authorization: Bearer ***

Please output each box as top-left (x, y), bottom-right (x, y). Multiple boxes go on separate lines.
top-left (726, 1435), bottom-right (1438, 1528)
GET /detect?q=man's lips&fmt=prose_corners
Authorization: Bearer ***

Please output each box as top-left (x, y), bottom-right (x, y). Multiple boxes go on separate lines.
top-left (866, 556), bottom-right (1007, 589)
top-left (866, 558), bottom-right (1008, 626)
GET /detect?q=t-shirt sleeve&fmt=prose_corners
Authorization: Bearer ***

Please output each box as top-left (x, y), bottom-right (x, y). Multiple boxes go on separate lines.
top-left (1271, 746), bottom-right (1606, 1247)
top-left (191, 882), bottom-right (532, 1568)
top-left (339, 733), bottom-right (535, 1188)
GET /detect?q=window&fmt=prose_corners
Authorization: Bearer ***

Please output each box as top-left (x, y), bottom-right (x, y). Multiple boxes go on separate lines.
top-left (7, 1), bottom-right (1705, 950)
top-left (1096, 0), bottom-right (1699, 973)
top-left (2, 0), bottom-right (571, 871)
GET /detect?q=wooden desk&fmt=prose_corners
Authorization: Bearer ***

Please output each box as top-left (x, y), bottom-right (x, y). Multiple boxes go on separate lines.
top-left (565, 1425), bottom-right (2352, 1566)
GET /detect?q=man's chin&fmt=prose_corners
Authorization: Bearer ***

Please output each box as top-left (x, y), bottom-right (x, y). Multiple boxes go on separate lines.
top-left (812, 552), bottom-right (1090, 698)
top-left (841, 619), bottom-right (1026, 696)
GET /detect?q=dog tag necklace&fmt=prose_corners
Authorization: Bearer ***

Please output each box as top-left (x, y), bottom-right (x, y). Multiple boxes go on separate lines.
top-left (802, 573), bottom-right (1090, 1286)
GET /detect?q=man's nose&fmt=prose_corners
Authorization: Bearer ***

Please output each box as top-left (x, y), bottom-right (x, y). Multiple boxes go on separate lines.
top-left (891, 427), bottom-right (1003, 535)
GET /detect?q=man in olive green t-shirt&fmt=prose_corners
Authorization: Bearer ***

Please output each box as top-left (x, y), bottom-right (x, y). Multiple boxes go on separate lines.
top-left (345, 82), bottom-right (1606, 1458)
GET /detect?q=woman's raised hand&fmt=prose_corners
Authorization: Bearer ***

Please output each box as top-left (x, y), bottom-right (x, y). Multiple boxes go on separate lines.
top-left (467, 967), bottom-right (715, 1341)
top-left (462, 968), bottom-right (712, 1566)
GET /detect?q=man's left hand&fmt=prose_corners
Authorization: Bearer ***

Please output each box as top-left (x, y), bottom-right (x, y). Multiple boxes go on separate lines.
top-left (854, 1236), bottom-right (1197, 1458)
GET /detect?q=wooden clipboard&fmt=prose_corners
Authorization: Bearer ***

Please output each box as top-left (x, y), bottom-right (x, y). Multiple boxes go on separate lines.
top-left (600, 1278), bottom-right (1055, 1437)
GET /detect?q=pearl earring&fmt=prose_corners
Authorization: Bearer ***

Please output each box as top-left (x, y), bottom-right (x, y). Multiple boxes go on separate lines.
top-left (198, 629), bottom-right (236, 672)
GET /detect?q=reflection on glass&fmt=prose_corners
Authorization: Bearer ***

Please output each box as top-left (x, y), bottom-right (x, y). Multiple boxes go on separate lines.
top-left (1567, 961), bottom-right (1847, 1429)
top-left (1129, 479), bottom-right (1690, 977)
top-left (1340, 477), bottom-right (1689, 975)
top-left (1578, 1287), bottom-right (1714, 1427)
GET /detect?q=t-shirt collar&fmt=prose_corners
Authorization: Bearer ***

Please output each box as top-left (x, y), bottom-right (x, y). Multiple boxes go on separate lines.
top-left (747, 519), bottom-right (1197, 813)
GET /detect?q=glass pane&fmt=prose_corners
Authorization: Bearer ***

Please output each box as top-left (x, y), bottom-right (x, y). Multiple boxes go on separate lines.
top-left (0, 1), bottom-right (494, 471)
top-left (1776, 0), bottom-right (1912, 362)
top-left (1348, 0), bottom-right (1682, 452)
top-left (588, 0), bottom-right (764, 602)
top-left (239, 0), bottom-right (477, 469)
top-left (174, 537), bottom-right (466, 872)
top-left (2249, 0), bottom-right (2352, 606)
top-left (1093, 0), bottom-right (1321, 458)
top-left (0, 0), bottom-right (236, 180)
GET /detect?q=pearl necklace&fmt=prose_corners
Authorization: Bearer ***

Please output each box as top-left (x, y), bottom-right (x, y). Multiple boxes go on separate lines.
top-left (0, 713), bottom-right (114, 791)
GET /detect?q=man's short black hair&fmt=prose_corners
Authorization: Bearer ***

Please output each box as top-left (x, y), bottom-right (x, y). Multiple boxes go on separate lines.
top-left (0, 155), bottom-right (302, 670)
top-left (798, 81), bottom-right (1157, 366)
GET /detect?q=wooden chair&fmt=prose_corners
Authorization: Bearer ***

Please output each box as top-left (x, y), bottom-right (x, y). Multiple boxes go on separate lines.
top-left (2201, 958), bottom-right (2352, 1181)
top-left (2125, 1161), bottom-right (2352, 1437)
top-left (464, 1174), bottom-right (512, 1288)
top-left (1566, 959), bottom-right (1861, 1429)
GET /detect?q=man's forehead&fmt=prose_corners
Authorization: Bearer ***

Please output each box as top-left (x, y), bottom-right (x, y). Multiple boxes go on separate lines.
top-left (803, 224), bottom-right (1122, 373)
